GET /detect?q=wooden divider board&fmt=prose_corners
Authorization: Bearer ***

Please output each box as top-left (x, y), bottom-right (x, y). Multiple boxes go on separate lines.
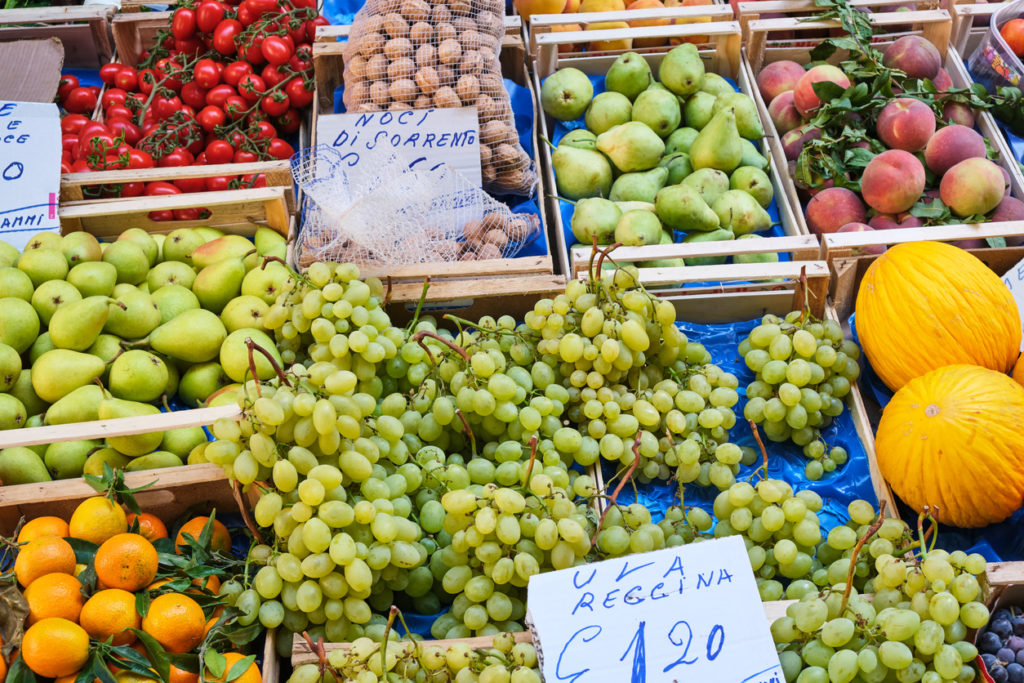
top-left (0, 6), bottom-right (114, 69)
top-left (949, 0), bottom-right (999, 55)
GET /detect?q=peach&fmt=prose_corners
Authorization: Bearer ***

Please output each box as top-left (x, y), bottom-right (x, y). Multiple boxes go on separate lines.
top-left (876, 98), bottom-right (936, 152)
top-left (882, 35), bottom-right (941, 80)
top-left (1002, 167), bottom-right (1012, 197)
top-left (768, 91), bottom-right (802, 134)
top-left (837, 222), bottom-right (886, 255)
top-left (942, 101), bottom-right (976, 128)
top-left (782, 124), bottom-right (821, 161)
top-left (793, 65), bottom-right (851, 117)
top-left (940, 157), bottom-right (1005, 217)
top-left (861, 149), bottom-right (926, 214)
top-left (626, 0), bottom-right (670, 49)
top-left (868, 213), bottom-right (924, 230)
top-left (514, 0), bottom-right (565, 20)
top-left (923, 124), bottom-right (986, 175)
top-left (994, 198), bottom-right (1024, 245)
top-left (756, 61), bottom-right (806, 103)
top-left (932, 68), bottom-right (953, 92)
top-left (805, 187), bottom-right (867, 235)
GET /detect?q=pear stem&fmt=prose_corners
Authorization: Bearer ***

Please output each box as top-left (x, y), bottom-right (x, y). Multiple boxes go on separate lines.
top-left (551, 195), bottom-right (576, 205)
top-left (540, 135), bottom-right (557, 150)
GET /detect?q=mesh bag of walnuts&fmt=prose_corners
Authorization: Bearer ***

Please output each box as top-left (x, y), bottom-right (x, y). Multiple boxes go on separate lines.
top-left (342, 0), bottom-right (538, 196)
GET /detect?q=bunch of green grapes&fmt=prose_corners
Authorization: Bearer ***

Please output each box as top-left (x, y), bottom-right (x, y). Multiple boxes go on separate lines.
top-left (595, 502), bottom-right (712, 558)
top-left (739, 311), bottom-right (862, 479)
top-left (772, 546), bottom-right (989, 683)
top-left (287, 632), bottom-right (541, 683)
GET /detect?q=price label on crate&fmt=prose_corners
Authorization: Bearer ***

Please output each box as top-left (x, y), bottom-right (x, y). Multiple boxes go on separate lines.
top-left (1002, 256), bottom-right (1024, 352)
top-left (527, 535), bottom-right (783, 683)
top-left (316, 107), bottom-right (481, 186)
top-left (0, 101), bottom-right (60, 250)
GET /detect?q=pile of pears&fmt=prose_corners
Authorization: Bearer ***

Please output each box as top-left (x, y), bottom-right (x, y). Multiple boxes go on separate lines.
top-left (540, 45), bottom-right (779, 267)
top-left (0, 225), bottom-right (292, 486)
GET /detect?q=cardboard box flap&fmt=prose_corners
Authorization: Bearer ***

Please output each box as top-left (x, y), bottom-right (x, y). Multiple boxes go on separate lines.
top-left (0, 39), bottom-right (65, 103)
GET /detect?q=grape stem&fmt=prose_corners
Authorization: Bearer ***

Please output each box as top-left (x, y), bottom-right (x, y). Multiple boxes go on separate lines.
top-left (748, 419), bottom-right (770, 483)
top-left (381, 606), bottom-right (398, 675)
top-left (595, 242), bottom-right (623, 279)
top-left (301, 631), bottom-right (344, 683)
top-left (592, 433), bottom-right (642, 544)
top-left (383, 275), bottom-right (393, 307)
top-left (839, 502), bottom-right (886, 615)
top-left (455, 408), bottom-right (477, 459)
top-left (261, 254), bottom-right (311, 287)
top-left (588, 235), bottom-right (599, 282)
top-left (245, 337), bottom-right (293, 389)
top-left (406, 277), bottom-right (431, 333)
top-left (523, 434), bottom-right (539, 488)
top-left (411, 330), bottom-right (471, 364)
top-left (231, 480), bottom-right (265, 544)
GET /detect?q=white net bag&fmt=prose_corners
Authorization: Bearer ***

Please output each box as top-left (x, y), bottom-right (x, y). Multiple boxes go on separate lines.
top-left (341, 0), bottom-right (538, 196)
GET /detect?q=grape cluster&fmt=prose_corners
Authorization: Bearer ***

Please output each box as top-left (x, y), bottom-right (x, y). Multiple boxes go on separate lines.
top-left (739, 311), bottom-right (862, 479)
top-left (287, 631), bottom-right (541, 683)
top-left (977, 607), bottom-right (1024, 683)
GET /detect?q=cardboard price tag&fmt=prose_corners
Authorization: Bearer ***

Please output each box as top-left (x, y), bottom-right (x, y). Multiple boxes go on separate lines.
top-left (527, 535), bottom-right (783, 683)
top-left (1002, 255), bottom-right (1024, 352)
top-left (0, 101), bottom-right (61, 250)
top-left (316, 107), bottom-right (482, 186)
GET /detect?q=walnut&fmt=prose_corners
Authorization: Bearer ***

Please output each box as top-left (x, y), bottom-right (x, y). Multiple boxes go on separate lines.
top-left (409, 21), bottom-right (433, 44)
top-left (438, 38), bottom-right (462, 65)
top-left (453, 17), bottom-right (476, 34)
top-left (436, 65), bottom-right (456, 84)
top-left (363, 15), bottom-right (385, 34)
top-left (383, 37), bottom-right (413, 60)
top-left (347, 80), bottom-right (371, 105)
top-left (355, 103), bottom-right (383, 112)
top-left (476, 12), bottom-right (504, 38)
top-left (463, 220), bottom-right (485, 241)
top-left (476, 32), bottom-right (499, 55)
top-left (478, 71), bottom-right (504, 93)
top-left (474, 94), bottom-right (497, 121)
top-left (483, 229), bottom-right (509, 251)
top-left (454, 74), bottom-right (479, 102)
top-left (383, 13), bottom-right (409, 38)
top-left (480, 120), bottom-right (510, 145)
top-left (359, 32), bottom-right (386, 57)
top-left (475, 242), bottom-right (503, 260)
top-left (415, 43), bottom-right (437, 68)
top-left (389, 101), bottom-right (413, 110)
top-left (482, 164), bottom-right (497, 185)
top-left (389, 78), bottom-right (417, 102)
top-left (431, 3), bottom-right (452, 24)
top-left (448, 0), bottom-right (471, 15)
top-left (369, 81), bottom-right (391, 105)
top-left (461, 49), bottom-right (484, 75)
top-left (366, 54), bottom-right (389, 80)
top-left (436, 23), bottom-right (457, 43)
top-left (414, 66), bottom-right (440, 95)
top-left (388, 57), bottom-right (416, 80)
top-left (481, 211), bottom-right (506, 232)
top-left (497, 169), bottom-right (529, 193)
top-left (433, 86), bottom-right (461, 108)
top-left (347, 54), bottom-right (367, 80)
top-left (414, 95), bottom-right (433, 109)
top-left (399, 0), bottom-right (430, 21)
top-left (506, 216), bottom-right (532, 242)
top-left (493, 142), bottom-right (519, 168)
top-left (479, 143), bottom-right (492, 165)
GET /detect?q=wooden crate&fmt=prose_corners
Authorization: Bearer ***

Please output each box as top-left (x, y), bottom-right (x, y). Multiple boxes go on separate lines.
top-left (58, 186), bottom-right (292, 239)
top-left (0, 6), bottom-right (114, 70)
top-left (291, 630), bottom-right (534, 667)
top-left (742, 7), bottom-right (1024, 243)
top-left (949, 0), bottom-right (1001, 56)
top-left (263, 628), bottom-right (281, 683)
top-left (737, 0), bottom-right (941, 43)
top-left (533, 20), bottom-right (809, 279)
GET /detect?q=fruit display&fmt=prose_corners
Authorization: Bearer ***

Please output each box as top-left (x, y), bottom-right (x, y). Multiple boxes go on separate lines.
top-left (976, 600), bottom-right (1024, 683)
top-left (541, 46), bottom-right (782, 269)
top-left (0, 226), bottom-right (289, 485)
top-left (55, 0), bottom-right (322, 205)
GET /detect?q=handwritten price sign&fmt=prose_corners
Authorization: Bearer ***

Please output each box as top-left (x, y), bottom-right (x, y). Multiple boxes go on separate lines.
top-left (0, 101), bottom-right (60, 250)
top-left (526, 535), bottom-right (783, 683)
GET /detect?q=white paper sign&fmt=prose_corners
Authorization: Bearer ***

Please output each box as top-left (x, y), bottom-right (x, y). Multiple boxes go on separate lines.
top-left (1002, 256), bottom-right (1024, 352)
top-left (0, 101), bottom-right (61, 250)
top-left (527, 535), bottom-right (783, 683)
top-left (316, 107), bottom-right (482, 186)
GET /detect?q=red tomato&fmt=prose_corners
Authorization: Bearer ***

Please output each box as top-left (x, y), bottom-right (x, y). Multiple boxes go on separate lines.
top-left (235, 3), bottom-right (257, 25)
top-left (175, 177), bottom-right (207, 193)
top-left (267, 137), bottom-right (294, 160)
top-left (205, 84), bottom-right (237, 108)
top-left (101, 88), bottom-right (128, 110)
top-left (206, 175), bottom-right (232, 191)
top-left (306, 16), bottom-right (329, 42)
top-left (193, 58), bottom-right (223, 89)
top-left (241, 35), bottom-right (265, 65)
top-left (253, 120), bottom-right (277, 140)
top-left (71, 159), bottom-right (92, 173)
top-left (153, 94), bottom-right (183, 120)
top-left (148, 210), bottom-right (175, 221)
top-left (106, 105), bottom-right (134, 120)
top-left (57, 74), bottom-right (80, 102)
top-left (61, 159), bottom-right (73, 173)
top-left (234, 149), bottom-right (259, 162)
top-left (61, 114), bottom-right (88, 134)
top-left (292, 0), bottom-right (316, 7)
top-left (157, 147), bottom-right (192, 167)
top-left (107, 118), bottom-right (142, 146)
top-left (175, 36), bottom-right (205, 57)
top-left (284, 79), bottom-right (313, 109)
top-left (64, 87), bottom-right (98, 115)
top-left (114, 67), bottom-right (139, 91)
top-left (181, 104), bottom-right (197, 119)
top-left (237, 74), bottom-right (266, 102)
top-left (259, 92), bottom-right (290, 117)
top-left (197, 105), bottom-right (226, 132)
top-left (243, 0), bottom-right (279, 15)
top-left (173, 208), bottom-right (204, 221)
top-left (137, 69), bottom-right (159, 96)
top-left (261, 35), bottom-right (294, 66)
top-left (99, 63), bottom-right (123, 86)
top-left (275, 108), bottom-right (302, 135)
top-left (205, 139), bottom-right (235, 164)
top-left (120, 182), bottom-right (146, 197)
top-left (223, 61), bottom-right (252, 86)
top-left (289, 44), bottom-right (313, 73)
top-left (196, 1), bottom-right (228, 32)
top-left (155, 59), bottom-right (184, 91)
top-left (243, 173), bottom-right (268, 187)
top-left (126, 148), bottom-right (155, 169)
top-left (61, 134), bottom-right (80, 155)
top-left (171, 8), bottom-right (196, 39)
top-left (212, 19), bottom-right (243, 55)
top-left (181, 82), bottom-right (210, 109)
top-left (224, 95), bottom-right (249, 120)
top-left (260, 63), bottom-right (288, 87)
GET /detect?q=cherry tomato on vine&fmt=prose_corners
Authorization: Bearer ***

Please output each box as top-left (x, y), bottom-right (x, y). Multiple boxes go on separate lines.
top-left (181, 82), bottom-right (210, 109)
top-left (205, 84), bottom-right (237, 108)
top-left (242, 173), bottom-right (268, 187)
top-left (242, 35), bottom-right (266, 65)
top-left (175, 176), bottom-right (208, 193)
top-left (237, 73), bottom-right (266, 102)
top-left (114, 67), bottom-right (139, 91)
top-left (155, 59), bottom-right (184, 91)
top-left (126, 148), bottom-right (155, 169)
top-left (223, 61), bottom-right (253, 86)
top-left (153, 94), bottom-right (184, 120)
top-left (175, 36), bottom-right (205, 57)
top-left (57, 74), bottom-right (79, 102)
top-left (197, 105), bottom-right (227, 132)
top-left (205, 139), bottom-right (236, 164)
top-left (196, 1), bottom-right (229, 32)
top-left (252, 120), bottom-right (277, 140)
top-left (64, 87), bottom-right (98, 115)
top-left (259, 92), bottom-right (290, 117)
top-left (212, 19), bottom-right (244, 55)
top-left (159, 148), bottom-right (194, 168)
top-left (108, 105), bottom-right (135, 121)
top-left (306, 16), bottom-right (328, 41)
top-left (173, 208), bottom-right (207, 220)
top-left (61, 114), bottom-right (88, 135)
top-left (234, 149), bottom-right (259, 162)
top-left (120, 182), bottom-right (146, 197)
top-left (267, 137), bottom-right (294, 160)
top-left (61, 135), bottom-right (80, 156)
top-left (101, 88), bottom-right (128, 110)
top-left (284, 79), bottom-right (313, 108)
top-left (107, 118), bottom-right (143, 146)
top-left (205, 176), bottom-right (232, 191)
top-left (171, 8), bottom-right (196, 38)
top-left (99, 63), bottom-right (123, 85)
top-left (275, 108), bottom-right (302, 134)
top-left (292, 0), bottom-right (316, 8)
top-left (193, 58), bottom-right (224, 89)
top-left (224, 95), bottom-right (249, 120)
top-left (235, 3), bottom-right (257, 25)
top-left (135, 69), bottom-right (157, 96)
top-left (243, 0), bottom-right (279, 16)
top-left (260, 34), bottom-right (294, 66)
top-left (289, 44), bottom-right (313, 72)
top-left (260, 63), bottom-right (288, 87)
top-left (70, 159), bottom-right (91, 173)
top-left (148, 210), bottom-right (174, 221)
top-left (287, 23), bottom-right (307, 46)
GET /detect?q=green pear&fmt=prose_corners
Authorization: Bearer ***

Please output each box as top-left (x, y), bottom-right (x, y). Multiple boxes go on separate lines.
top-left (712, 190), bottom-right (772, 236)
top-left (83, 448), bottom-right (131, 476)
top-left (596, 122), bottom-right (666, 173)
top-left (689, 109), bottom-right (743, 173)
top-left (0, 343), bottom-right (20, 392)
top-left (734, 234), bottom-right (780, 264)
top-left (240, 261), bottom-right (293, 306)
top-left (148, 261), bottom-right (197, 290)
top-left (255, 227), bottom-right (287, 259)
top-left (700, 73), bottom-right (735, 98)
top-left (221, 328), bottom-right (282, 382)
top-left (665, 127), bottom-right (699, 155)
top-left (683, 92), bottom-right (717, 130)
top-left (558, 129), bottom-right (598, 151)
top-left (179, 362), bottom-right (232, 406)
top-left (541, 67), bottom-right (593, 121)
top-left (659, 43), bottom-right (705, 97)
top-left (614, 201), bottom-right (656, 214)
top-left (682, 168), bottom-right (731, 206)
top-left (731, 166), bottom-right (774, 208)
top-left (0, 240), bottom-right (18, 267)
top-left (88, 335), bottom-right (123, 376)
top-left (0, 447), bottom-right (51, 484)
top-left (104, 287), bottom-right (161, 340)
top-left (44, 384), bottom-right (105, 425)
top-left (206, 384), bottom-right (241, 407)
top-left (187, 443), bottom-right (208, 464)
top-left (126, 451), bottom-right (184, 472)
top-left (584, 92), bottom-right (633, 135)
top-left (49, 296), bottom-right (116, 351)
top-left (149, 309), bottom-right (228, 363)
top-left (103, 240), bottom-right (149, 285)
top-left (0, 267), bottom-right (34, 301)
top-left (192, 235), bottom-right (255, 269)
top-left (153, 234), bottom-right (165, 260)
top-left (68, 261), bottom-right (118, 297)
top-left (163, 357), bottom-right (179, 397)
top-left (31, 279), bottom-right (82, 326)
top-left (605, 52), bottom-right (652, 101)
top-left (98, 395), bottom-right (162, 456)
top-left (117, 227), bottom-right (159, 266)
top-left (152, 285), bottom-right (201, 324)
top-left (712, 92), bottom-right (765, 140)
top-left (109, 350), bottom-right (169, 403)
top-left (631, 88), bottom-right (681, 138)
top-left (221, 295), bottom-right (269, 332)
top-left (655, 185), bottom-right (720, 232)
top-left (683, 228), bottom-right (734, 265)
top-left (739, 139), bottom-right (769, 170)
top-left (31, 349), bottom-right (106, 403)
top-left (62, 231), bottom-right (102, 265)
top-left (659, 153), bottom-right (693, 185)
top-left (194, 227), bottom-right (225, 242)
top-left (29, 332), bottom-right (56, 364)
top-left (0, 393), bottom-right (26, 429)
top-left (162, 228), bottom-right (207, 265)
top-left (552, 145), bottom-right (613, 200)
top-left (18, 248), bottom-right (68, 286)
top-left (614, 210), bottom-right (662, 246)
top-left (9, 370), bottom-right (47, 416)
top-left (44, 440), bottom-right (100, 479)
top-left (570, 198), bottom-right (621, 245)
top-left (0, 298), bottom-right (40, 353)
top-left (193, 258), bottom-right (246, 314)
top-left (162, 426), bottom-right (207, 457)
top-left (25, 232), bottom-right (62, 250)
top-left (609, 167), bottom-right (669, 204)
